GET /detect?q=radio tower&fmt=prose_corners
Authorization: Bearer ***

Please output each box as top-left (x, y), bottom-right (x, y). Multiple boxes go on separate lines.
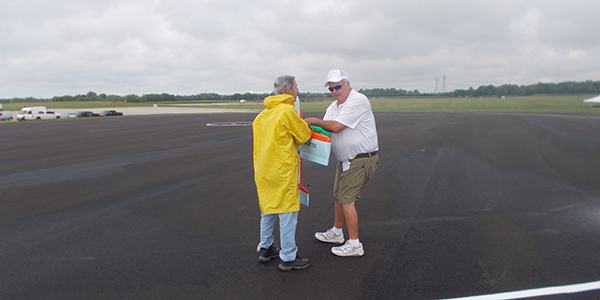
top-left (434, 78), bottom-right (440, 94)
top-left (441, 75), bottom-right (447, 93)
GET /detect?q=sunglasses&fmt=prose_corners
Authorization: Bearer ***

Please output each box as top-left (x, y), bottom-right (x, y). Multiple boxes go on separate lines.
top-left (328, 84), bottom-right (343, 92)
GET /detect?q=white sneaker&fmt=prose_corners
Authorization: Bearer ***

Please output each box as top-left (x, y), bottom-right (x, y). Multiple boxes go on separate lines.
top-left (331, 240), bottom-right (364, 257)
top-left (314, 228), bottom-right (344, 244)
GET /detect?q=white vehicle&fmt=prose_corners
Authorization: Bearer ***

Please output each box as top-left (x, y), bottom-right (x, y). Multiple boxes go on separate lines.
top-left (583, 94), bottom-right (600, 106)
top-left (16, 106), bottom-right (61, 121)
top-left (0, 104), bottom-right (13, 121)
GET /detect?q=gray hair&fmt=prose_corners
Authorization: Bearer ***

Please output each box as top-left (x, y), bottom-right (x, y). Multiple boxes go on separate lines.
top-left (273, 75), bottom-right (295, 95)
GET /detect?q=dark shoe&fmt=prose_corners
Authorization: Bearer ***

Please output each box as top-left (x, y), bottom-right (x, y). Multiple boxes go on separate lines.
top-left (278, 255), bottom-right (310, 271)
top-left (259, 245), bottom-right (279, 263)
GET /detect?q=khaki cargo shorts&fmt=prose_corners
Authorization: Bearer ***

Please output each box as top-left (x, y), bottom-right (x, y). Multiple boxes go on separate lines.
top-left (334, 154), bottom-right (379, 204)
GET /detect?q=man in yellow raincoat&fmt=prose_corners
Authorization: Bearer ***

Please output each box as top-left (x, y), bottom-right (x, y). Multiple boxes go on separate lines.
top-left (253, 75), bottom-right (312, 271)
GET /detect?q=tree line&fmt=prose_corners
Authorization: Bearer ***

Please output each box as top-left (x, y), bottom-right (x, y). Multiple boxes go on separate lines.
top-left (449, 81), bottom-right (600, 98)
top-left (2, 80), bottom-right (599, 104)
top-left (358, 80), bottom-right (600, 98)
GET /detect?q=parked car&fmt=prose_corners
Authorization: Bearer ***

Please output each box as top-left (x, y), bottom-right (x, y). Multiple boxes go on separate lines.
top-left (17, 106), bottom-right (61, 120)
top-left (0, 111), bottom-right (11, 121)
top-left (75, 111), bottom-right (99, 117)
top-left (99, 110), bottom-right (123, 116)
top-left (0, 104), bottom-right (13, 121)
top-left (63, 112), bottom-right (77, 118)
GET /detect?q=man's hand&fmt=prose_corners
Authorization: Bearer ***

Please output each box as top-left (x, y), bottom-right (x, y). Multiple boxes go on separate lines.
top-left (304, 117), bottom-right (320, 127)
top-left (304, 117), bottom-right (346, 133)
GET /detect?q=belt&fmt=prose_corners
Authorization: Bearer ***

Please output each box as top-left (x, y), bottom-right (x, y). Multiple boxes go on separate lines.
top-left (353, 151), bottom-right (378, 159)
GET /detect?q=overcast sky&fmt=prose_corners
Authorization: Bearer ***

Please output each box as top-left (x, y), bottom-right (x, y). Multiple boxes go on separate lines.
top-left (1, 0), bottom-right (600, 98)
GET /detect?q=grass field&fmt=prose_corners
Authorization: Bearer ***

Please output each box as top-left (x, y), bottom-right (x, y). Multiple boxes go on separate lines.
top-left (3, 94), bottom-right (599, 113)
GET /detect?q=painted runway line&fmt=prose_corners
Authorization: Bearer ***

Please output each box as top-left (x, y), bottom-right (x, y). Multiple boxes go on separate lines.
top-left (441, 280), bottom-right (600, 299)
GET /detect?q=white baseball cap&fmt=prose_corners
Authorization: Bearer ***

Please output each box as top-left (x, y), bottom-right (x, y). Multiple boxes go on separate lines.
top-left (324, 69), bottom-right (349, 87)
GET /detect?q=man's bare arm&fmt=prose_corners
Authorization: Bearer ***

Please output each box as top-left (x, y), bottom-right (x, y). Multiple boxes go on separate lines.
top-left (304, 117), bottom-right (346, 133)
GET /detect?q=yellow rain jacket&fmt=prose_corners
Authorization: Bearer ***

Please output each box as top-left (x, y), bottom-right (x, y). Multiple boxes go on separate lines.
top-left (253, 94), bottom-right (311, 214)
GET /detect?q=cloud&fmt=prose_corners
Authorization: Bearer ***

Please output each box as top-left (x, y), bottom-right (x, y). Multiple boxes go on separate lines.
top-left (1, 0), bottom-right (600, 98)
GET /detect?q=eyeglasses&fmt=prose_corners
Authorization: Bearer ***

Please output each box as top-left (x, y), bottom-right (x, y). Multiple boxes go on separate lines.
top-left (328, 84), bottom-right (343, 92)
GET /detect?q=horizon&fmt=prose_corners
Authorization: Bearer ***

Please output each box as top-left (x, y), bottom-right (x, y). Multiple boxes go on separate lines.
top-left (2, 79), bottom-right (599, 100)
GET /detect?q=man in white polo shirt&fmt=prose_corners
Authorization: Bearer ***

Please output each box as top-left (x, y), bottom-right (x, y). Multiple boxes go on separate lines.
top-left (304, 69), bottom-right (379, 257)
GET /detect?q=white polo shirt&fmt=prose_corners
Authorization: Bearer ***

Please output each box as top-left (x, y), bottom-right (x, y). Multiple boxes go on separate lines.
top-left (324, 89), bottom-right (379, 165)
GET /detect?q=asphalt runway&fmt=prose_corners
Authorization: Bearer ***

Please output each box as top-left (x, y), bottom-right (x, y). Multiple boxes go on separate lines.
top-left (2, 112), bottom-right (600, 300)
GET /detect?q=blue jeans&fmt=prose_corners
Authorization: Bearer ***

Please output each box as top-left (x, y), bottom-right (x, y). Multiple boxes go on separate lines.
top-left (257, 211), bottom-right (298, 262)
